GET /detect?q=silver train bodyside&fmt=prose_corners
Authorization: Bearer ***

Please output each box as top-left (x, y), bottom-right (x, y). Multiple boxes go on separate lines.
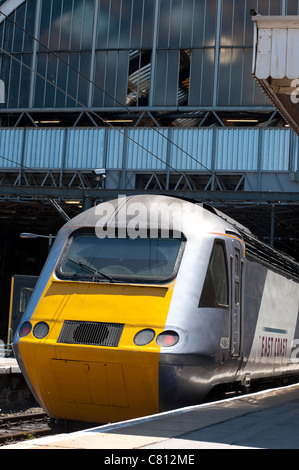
top-left (151, 198), bottom-right (299, 410)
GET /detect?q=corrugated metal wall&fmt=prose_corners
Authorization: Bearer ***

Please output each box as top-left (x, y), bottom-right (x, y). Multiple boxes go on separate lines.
top-left (0, 128), bottom-right (297, 173)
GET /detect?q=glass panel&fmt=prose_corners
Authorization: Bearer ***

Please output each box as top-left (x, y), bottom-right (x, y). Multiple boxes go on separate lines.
top-left (7, 55), bottom-right (21, 108)
top-left (6, 0), bottom-right (35, 53)
top-left (263, 0), bottom-right (282, 14)
top-left (178, 50), bottom-right (190, 106)
top-left (158, 0), bottom-right (216, 48)
top-left (0, 16), bottom-right (12, 53)
top-left (153, 50), bottom-right (180, 106)
top-left (221, 0), bottom-right (283, 47)
top-left (235, 253), bottom-right (239, 276)
top-left (116, 50), bottom-right (130, 105)
top-left (218, 48), bottom-right (233, 106)
top-left (18, 53), bottom-right (32, 108)
top-left (1, 53), bottom-right (31, 108)
top-left (66, 53), bottom-right (80, 107)
top-left (218, 47), bottom-right (269, 106)
top-left (194, 0), bottom-right (217, 47)
top-left (55, 52), bottom-right (68, 108)
top-left (19, 287), bottom-right (34, 314)
top-left (221, 0), bottom-right (246, 46)
top-left (34, 53), bottom-right (47, 107)
top-left (199, 242), bottom-right (228, 308)
top-left (107, 0), bottom-right (122, 49)
top-left (168, 0), bottom-right (184, 48)
top-left (130, 0), bottom-right (144, 49)
top-left (287, 0), bottom-right (299, 14)
top-left (48, 1), bottom-right (63, 50)
top-left (93, 50), bottom-right (129, 107)
top-left (157, 0), bottom-right (171, 48)
top-left (96, 0), bottom-right (154, 50)
top-left (58, 234), bottom-right (182, 283)
top-left (180, 0), bottom-right (194, 48)
top-left (210, 243), bottom-right (228, 305)
top-left (23, 0), bottom-right (36, 52)
top-left (39, 0), bottom-right (52, 49)
top-left (34, 52), bottom-right (91, 108)
top-left (97, 0), bottom-right (109, 49)
top-left (76, 0), bottom-right (94, 50)
top-left (60, 0), bottom-right (73, 49)
top-left (158, 0), bottom-right (196, 48)
top-left (189, 49), bottom-right (214, 106)
top-left (39, 0), bottom-right (95, 51)
top-left (66, 52), bottom-right (91, 107)
top-left (14, 7), bottom-right (27, 52)
top-left (119, 0), bottom-right (133, 49)
top-left (78, 52), bottom-right (91, 103)
top-left (10, 57), bottom-right (22, 108)
top-left (0, 0), bottom-right (35, 54)
top-left (44, 53), bottom-right (57, 107)
top-left (0, 0), bottom-right (35, 108)
top-left (142, 0), bottom-right (155, 48)
top-left (127, 50), bottom-right (151, 106)
top-left (0, 56), bottom-right (10, 109)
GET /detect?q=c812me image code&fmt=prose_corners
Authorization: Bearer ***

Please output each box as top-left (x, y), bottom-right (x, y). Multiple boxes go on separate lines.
top-left (103, 453), bottom-right (196, 467)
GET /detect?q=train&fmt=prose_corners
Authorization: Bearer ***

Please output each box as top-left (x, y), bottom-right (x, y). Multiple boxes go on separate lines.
top-left (13, 194), bottom-right (299, 424)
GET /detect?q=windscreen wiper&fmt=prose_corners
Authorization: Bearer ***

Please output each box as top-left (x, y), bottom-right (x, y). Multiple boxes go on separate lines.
top-left (68, 258), bottom-right (114, 282)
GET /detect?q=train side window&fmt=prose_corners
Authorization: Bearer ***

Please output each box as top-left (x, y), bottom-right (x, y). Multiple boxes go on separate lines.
top-left (235, 253), bottom-right (239, 276)
top-left (199, 241), bottom-right (228, 308)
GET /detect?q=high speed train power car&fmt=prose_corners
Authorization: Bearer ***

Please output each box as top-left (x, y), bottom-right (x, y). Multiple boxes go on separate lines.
top-left (13, 195), bottom-right (299, 424)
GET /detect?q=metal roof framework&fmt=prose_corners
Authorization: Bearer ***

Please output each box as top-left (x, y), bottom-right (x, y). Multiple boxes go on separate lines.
top-left (0, 7), bottom-right (299, 260)
top-left (0, 0), bottom-right (288, 129)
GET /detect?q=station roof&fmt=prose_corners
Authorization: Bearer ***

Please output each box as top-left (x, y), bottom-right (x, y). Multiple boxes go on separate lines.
top-left (252, 15), bottom-right (299, 135)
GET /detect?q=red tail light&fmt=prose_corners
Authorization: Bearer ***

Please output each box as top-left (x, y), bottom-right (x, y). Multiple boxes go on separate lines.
top-left (156, 330), bottom-right (179, 347)
top-left (19, 322), bottom-right (32, 337)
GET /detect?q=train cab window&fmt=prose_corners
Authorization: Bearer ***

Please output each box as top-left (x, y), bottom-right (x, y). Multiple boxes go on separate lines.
top-left (56, 232), bottom-right (184, 284)
top-left (199, 241), bottom-right (228, 308)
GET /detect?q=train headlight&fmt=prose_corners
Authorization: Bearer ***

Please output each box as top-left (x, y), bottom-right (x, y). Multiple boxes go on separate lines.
top-left (134, 328), bottom-right (155, 346)
top-left (33, 322), bottom-right (49, 339)
top-left (19, 322), bottom-right (32, 337)
top-left (156, 330), bottom-right (179, 347)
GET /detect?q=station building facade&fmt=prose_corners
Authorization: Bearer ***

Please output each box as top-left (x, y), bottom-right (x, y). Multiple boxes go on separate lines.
top-left (0, 0), bottom-right (299, 338)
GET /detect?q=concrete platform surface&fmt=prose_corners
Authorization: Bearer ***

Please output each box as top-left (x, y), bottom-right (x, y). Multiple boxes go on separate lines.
top-left (0, 357), bottom-right (20, 374)
top-left (3, 382), bottom-right (299, 449)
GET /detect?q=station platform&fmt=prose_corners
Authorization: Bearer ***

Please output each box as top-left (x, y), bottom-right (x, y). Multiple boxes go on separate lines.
top-left (3, 382), bottom-right (299, 449)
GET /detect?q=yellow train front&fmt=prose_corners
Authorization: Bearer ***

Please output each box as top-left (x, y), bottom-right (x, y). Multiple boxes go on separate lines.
top-left (15, 283), bottom-right (177, 424)
top-left (12, 196), bottom-right (191, 423)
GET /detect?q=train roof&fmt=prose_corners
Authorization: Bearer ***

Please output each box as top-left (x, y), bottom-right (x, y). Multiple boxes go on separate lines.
top-left (62, 194), bottom-right (299, 281)
top-left (64, 194), bottom-right (248, 234)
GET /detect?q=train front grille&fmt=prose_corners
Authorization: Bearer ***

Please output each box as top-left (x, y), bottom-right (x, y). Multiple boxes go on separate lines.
top-left (57, 320), bottom-right (124, 347)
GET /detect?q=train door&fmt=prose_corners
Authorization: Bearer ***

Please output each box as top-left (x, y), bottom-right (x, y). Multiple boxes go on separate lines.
top-left (230, 240), bottom-right (243, 357)
top-left (7, 275), bottom-right (38, 356)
